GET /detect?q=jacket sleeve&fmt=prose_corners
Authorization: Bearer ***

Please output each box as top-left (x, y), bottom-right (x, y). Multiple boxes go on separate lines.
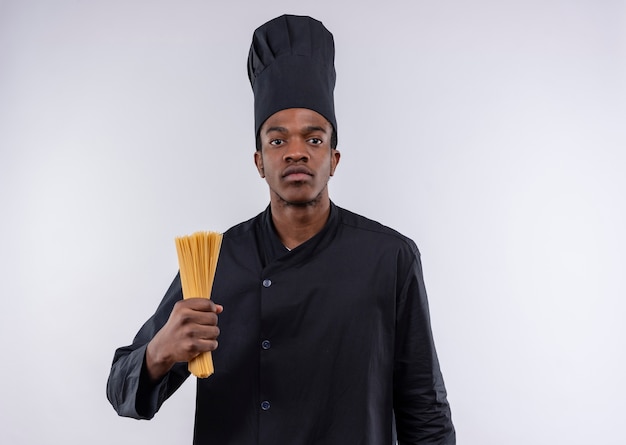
top-left (393, 247), bottom-right (456, 444)
top-left (106, 273), bottom-right (191, 419)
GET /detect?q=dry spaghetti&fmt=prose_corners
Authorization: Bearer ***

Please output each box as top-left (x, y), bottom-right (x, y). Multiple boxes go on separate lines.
top-left (175, 231), bottom-right (223, 378)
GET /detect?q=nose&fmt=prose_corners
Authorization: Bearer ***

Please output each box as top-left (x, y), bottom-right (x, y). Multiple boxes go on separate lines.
top-left (283, 139), bottom-right (309, 163)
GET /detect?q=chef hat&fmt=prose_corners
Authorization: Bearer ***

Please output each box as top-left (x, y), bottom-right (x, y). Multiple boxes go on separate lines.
top-left (247, 14), bottom-right (337, 142)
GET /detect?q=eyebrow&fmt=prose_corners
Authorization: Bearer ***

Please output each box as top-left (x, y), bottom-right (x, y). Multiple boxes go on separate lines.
top-left (302, 125), bottom-right (328, 134)
top-left (265, 126), bottom-right (288, 135)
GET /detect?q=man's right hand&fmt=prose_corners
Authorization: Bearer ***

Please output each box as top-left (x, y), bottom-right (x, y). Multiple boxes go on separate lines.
top-left (145, 298), bottom-right (223, 382)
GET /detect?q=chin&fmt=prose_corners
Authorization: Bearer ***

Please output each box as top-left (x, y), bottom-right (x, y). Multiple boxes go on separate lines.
top-left (278, 193), bottom-right (323, 207)
top-left (284, 198), bottom-right (316, 207)
top-left (272, 186), bottom-right (327, 208)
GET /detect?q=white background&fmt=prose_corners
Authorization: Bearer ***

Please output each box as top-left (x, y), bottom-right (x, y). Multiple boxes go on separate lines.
top-left (1, 1), bottom-right (625, 444)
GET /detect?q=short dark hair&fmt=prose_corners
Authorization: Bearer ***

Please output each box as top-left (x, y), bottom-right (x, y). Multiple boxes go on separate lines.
top-left (256, 127), bottom-right (338, 151)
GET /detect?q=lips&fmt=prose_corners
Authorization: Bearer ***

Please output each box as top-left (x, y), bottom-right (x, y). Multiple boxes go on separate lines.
top-left (282, 166), bottom-right (313, 178)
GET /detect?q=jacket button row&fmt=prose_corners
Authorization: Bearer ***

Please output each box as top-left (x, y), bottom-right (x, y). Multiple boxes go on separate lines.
top-left (262, 279), bottom-right (272, 288)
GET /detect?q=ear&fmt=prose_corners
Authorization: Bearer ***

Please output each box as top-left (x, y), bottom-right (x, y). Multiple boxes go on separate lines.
top-left (329, 149), bottom-right (341, 176)
top-left (254, 151), bottom-right (265, 178)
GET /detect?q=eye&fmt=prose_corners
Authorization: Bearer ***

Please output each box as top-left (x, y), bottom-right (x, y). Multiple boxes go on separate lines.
top-left (308, 138), bottom-right (323, 145)
top-left (269, 139), bottom-right (285, 146)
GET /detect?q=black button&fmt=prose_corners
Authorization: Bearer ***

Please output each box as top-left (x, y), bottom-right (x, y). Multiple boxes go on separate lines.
top-left (262, 279), bottom-right (272, 288)
top-left (261, 340), bottom-right (271, 350)
top-left (261, 400), bottom-right (270, 410)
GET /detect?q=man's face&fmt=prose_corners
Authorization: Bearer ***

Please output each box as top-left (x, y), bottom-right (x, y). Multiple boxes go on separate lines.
top-left (254, 108), bottom-right (340, 207)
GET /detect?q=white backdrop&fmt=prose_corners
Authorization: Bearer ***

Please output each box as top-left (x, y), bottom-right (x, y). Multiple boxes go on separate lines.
top-left (1, 1), bottom-right (625, 444)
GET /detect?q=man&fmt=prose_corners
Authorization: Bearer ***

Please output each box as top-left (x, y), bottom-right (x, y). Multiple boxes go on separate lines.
top-left (107, 14), bottom-right (455, 444)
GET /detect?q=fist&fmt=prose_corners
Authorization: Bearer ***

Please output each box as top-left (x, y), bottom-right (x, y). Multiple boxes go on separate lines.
top-left (145, 298), bottom-right (223, 381)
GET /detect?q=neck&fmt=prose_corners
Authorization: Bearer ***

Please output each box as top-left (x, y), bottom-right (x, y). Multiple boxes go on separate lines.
top-left (270, 193), bottom-right (331, 250)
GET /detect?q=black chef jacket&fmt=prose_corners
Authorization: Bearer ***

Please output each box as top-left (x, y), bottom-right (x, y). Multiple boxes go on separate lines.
top-left (107, 203), bottom-right (455, 444)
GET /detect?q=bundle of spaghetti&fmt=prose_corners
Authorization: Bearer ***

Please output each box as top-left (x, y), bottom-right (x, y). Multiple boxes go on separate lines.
top-left (175, 231), bottom-right (223, 378)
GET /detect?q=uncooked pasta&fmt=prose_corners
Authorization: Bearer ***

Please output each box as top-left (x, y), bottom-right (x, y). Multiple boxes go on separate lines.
top-left (175, 231), bottom-right (223, 378)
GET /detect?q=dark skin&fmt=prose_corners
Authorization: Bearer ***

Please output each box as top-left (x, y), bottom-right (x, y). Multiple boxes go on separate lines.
top-left (145, 299), bottom-right (223, 382)
top-left (254, 108), bottom-right (340, 249)
top-left (145, 108), bottom-right (340, 382)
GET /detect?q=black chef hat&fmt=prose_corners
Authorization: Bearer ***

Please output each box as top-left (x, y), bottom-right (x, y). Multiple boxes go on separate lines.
top-left (247, 14), bottom-right (337, 142)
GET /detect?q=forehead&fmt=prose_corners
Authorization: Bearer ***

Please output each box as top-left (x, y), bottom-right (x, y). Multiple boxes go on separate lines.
top-left (261, 108), bottom-right (331, 134)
